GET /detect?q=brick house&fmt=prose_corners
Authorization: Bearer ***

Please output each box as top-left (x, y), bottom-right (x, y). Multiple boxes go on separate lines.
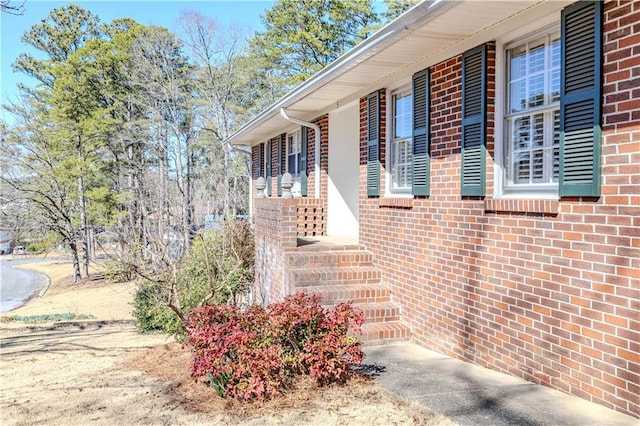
top-left (225, 0), bottom-right (639, 417)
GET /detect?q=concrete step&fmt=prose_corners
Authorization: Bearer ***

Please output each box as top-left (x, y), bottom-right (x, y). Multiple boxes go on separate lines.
top-left (290, 266), bottom-right (380, 287)
top-left (293, 239), bottom-right (365, 252)
top-left (286, 249), bottom-right (374, 269)
top-left (302, 284), bottom-right (391, 304)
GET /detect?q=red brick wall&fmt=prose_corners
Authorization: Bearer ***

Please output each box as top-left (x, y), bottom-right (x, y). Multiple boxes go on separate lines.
top-left (252, 198), bottom-right (298, 304)
top-left (357, 3), bottom-right (639, 417)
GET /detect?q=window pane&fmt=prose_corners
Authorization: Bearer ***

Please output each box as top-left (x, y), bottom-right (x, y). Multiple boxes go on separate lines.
top-left (391, 138), bottom-right (412, 189)
top-left (288, 154), bottom-right (298, 176)
top-left (532, 150), bottom-right (545, 182)
top-left (550, 69), bottom-right (560, 103)
top-left (394, 92), bottom-right (412, 139)
top-left (550, 36), bottom-right (561, 68)
top-left (528, 74), bottom-right (545, 108)
top-left (528, 39), bottom-right (545, 74)
top-left (550, 36), bottom-right (561, 103)
top-left (400, 166), bottom-right (406, 188)
top-left (510, 45), bottom-right (526, 80)
top-left (514, 152), bottom-right (530, 184)
top-left (532, 113), bottom-right (544, 147)
top-left (510, 80), bottom-right (527, 113)
top-left (513, 116), bottom-right (531, 149)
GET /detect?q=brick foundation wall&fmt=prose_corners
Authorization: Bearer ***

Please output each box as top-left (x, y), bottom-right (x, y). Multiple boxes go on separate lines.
top-left (357, 2), bottom-right (639, 416)
top-left (252, 198), bottom-right (297, 305)
top-left (252, 197), bottom-right (327, 305)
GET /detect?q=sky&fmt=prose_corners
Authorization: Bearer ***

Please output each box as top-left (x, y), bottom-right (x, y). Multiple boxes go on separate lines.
top-left (0, 0), bottom-right (275, 114)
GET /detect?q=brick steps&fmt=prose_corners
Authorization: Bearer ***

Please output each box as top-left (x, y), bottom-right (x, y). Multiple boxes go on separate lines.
top-left (359, 322), bottom-right (411, 346)
top-left (287, 243), bottom-right (410, 344)
top-left (289, 266), bottom-right (380, 286)
top-left (353, 302), bottom-right (403, 323)
top-left (286, 249), bottom-right (373, 268)
top-left (303, 284), bottom-right (392, 304)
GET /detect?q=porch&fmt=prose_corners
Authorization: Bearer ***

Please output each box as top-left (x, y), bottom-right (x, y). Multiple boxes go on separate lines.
top-left (252, 197), bottom-right (410, 344)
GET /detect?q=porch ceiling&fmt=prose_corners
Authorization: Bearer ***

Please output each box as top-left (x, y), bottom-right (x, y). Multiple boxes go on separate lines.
top-left (227, 0), bottom-right (552, 147)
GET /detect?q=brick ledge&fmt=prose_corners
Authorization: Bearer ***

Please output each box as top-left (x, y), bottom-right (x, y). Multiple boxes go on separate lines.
top-left (485, 198), bottom-right (559, 215)
top-left (379, 197), bottom-right (414, 209)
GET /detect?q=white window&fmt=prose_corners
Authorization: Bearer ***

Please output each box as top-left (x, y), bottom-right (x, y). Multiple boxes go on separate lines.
top-left (390, 86), bottom-right (412, 192)
top-left (287, 131), bottom-right (302, 176)
top-left (504, 30), bottom-right (560, 194)
top-left (286, 130), bottom-right (302, 195)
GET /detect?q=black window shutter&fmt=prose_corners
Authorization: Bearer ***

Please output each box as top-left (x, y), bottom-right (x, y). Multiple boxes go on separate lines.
top-left (257, 143), bottom-right (263, 178)
top-left (412, 68), bottom-right (430, 196)
top-left (300, 127), bottom-right (308, 196)
top-left (560, 0), bottom-right (602, 197)
top-left (461, 44), bottom-right (487, 197)
top-left (277, 135), bottom-right (283, 196)
top-left (265, 140), bottom-right (272, 196)
top-left (367, 92), bottom-right (380, 197)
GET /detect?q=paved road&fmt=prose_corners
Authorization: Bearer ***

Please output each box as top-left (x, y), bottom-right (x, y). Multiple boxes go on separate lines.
top-left (0, 258), bottom-right (50, 313)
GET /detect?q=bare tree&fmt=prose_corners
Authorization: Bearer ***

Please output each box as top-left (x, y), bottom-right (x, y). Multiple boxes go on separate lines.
top-left (1, 0), bottom-right (25, 15)
top-left (1, 100), bottom-right (85, 281)
top-left (178, 11), bottom-right (252, 218)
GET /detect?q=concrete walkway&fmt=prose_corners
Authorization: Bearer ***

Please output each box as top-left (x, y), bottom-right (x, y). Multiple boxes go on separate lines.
top-left (364, 342), bottom-right (639, 426)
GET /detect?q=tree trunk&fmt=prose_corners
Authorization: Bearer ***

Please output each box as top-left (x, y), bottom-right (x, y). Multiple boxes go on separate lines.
top-left (69, 240), bottom-right (81, 284)
top-left (78, 174), bottom-right (89, 279)
top-left (174, 131), bottom-right (190, 254)
top-left (224, 145), bottom-right (230, 217)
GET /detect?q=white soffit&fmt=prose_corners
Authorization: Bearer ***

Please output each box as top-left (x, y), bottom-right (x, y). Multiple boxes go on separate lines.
top-left (227, 0), bottom-right (556, 147)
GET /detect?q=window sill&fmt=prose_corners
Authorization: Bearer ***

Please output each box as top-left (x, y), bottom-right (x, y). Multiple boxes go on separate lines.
top-left (379, 197), bottom-right (414, 209)
top-left (485, 198), bottom-right (559, 215)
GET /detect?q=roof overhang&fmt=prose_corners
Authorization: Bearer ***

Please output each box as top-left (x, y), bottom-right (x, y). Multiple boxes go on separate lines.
top-left (226, 0), bottom-right (570, 147)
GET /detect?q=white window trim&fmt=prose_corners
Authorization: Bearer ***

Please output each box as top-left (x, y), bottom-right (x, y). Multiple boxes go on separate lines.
top-left (385, 80), bottom-right (413, 197)
top-left (494, 18), bottom-right (561, 201)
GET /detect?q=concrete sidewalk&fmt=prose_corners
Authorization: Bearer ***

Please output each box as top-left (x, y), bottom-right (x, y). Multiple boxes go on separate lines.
top-left (364, 342), bottom-right (638, 426)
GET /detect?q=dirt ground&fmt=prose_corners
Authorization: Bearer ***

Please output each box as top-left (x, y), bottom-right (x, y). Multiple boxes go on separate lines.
top-left (0, 261), bottom-right (455, 425)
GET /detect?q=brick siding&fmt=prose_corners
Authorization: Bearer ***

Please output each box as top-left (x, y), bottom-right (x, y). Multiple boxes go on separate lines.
top-left (250, 0), bottom-right (639, 417)
top-left (354, 3), bottom-right (639, 416)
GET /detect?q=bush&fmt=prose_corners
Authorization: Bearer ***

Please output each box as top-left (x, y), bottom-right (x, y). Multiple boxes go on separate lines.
top-left (104, 259), bottom-right (132, 283)
top-left (133, 219), bottom-right (254, 338)
top-left (184, 293), bottom-right (365, 401)
top-left (26, 231), bottom-right (61, 254)
top-left (132, 280), bottom-right (184, 336)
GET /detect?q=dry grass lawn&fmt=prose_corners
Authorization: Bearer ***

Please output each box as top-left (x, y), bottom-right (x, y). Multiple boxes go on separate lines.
top-left (0, 260), bottom-right (455, 425)
top-left (6, 261), bottom-right (135, 322)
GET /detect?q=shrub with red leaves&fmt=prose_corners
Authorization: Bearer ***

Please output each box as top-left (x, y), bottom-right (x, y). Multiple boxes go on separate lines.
top-left (183, 292), bottom-right (365, 400)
